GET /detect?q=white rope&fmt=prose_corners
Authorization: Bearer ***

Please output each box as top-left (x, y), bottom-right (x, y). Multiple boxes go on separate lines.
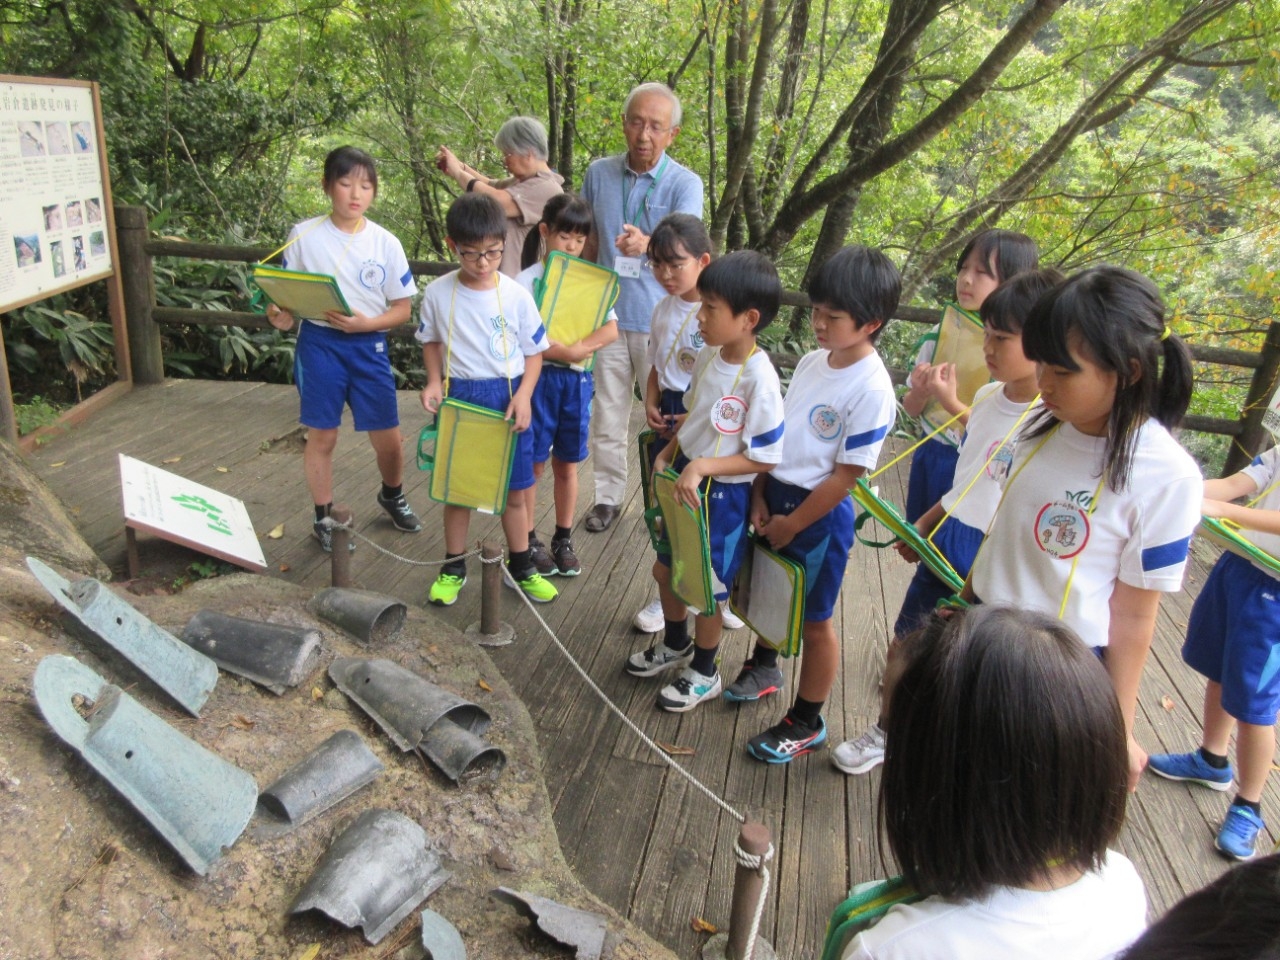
top-left (736, 839), bottom-right (774, 960)
top-left (317, 516), bottom-right (484, 567)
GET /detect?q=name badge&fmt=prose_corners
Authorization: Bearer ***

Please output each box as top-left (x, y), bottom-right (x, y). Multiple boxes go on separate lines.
top-left (614, 256), bottom-right (643, 279)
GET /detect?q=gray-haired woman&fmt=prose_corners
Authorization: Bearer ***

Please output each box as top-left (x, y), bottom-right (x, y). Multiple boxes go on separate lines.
top-left (436, 117), bottom-right (565, 277)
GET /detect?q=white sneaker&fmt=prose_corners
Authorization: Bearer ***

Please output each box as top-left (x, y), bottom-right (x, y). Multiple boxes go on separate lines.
top-left (721, 604), bottom-right (745, 630)
top-left (657, 667), bottom-right (723, 713)
top-left (831, 724), bottom-right (886, 775)
top-left (632, 597), bottom-right (666, 633)
top-left (625, 642), bottom-right (694, 678)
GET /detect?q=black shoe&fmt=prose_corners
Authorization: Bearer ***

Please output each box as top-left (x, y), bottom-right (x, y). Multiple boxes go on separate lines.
top-left (528, 535), bottom-right (557, 576)
top-left (313, 519), bottom-right (355, 553)
top-left (551, 536), bottom-right (582, 576)
top-left (377, 491), bottom-right (422, 532)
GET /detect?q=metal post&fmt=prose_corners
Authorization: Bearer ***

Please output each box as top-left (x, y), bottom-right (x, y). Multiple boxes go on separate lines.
top-left (703, 821), bottom-right (777, 960)
top-left (330, 505), bottom-right (353, 588)
top-left (464, 540), bottom-right (515, 646)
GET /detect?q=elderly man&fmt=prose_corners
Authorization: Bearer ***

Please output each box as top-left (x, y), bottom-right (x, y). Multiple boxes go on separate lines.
top-left (581, 82), bottom-right (704, 533)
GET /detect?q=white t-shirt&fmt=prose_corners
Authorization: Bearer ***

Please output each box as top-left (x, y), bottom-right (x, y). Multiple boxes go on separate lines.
top-left (415, 271), bottom-right (548, 380)
top-left (282, 216), bottom-right (416, 326)
top-left (1237, 446), bottom-right (1280, 573)
top-left (939, 382), bottom-right (1039, 531)
top-left (676, 347), bottom-right (785, 482)
top-left (971, 419), bottom-right (1201, 646)
top-left (647, 295), bottom-right (705, 392)
top-left (772, 349), bottom-right (896, 490)
top-left (845, 851), bottom-right (1147, 960)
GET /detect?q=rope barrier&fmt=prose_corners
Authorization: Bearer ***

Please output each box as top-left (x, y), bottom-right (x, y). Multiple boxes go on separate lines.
top-left (736, 839), bottom-right (775, 960)
top-left (316, 516), bottom-right (485, 567)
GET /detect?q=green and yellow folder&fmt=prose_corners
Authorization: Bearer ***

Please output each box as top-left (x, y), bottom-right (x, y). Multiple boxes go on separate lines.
top-left (532, 252), bottom-right (620, 371)
top-left (251, 264), bottom-right (351, 320)
top-left (1197, 517), bottom-right (1280, 578)
top-left (851, 478), bottom-right (964, 593)
top-left (730, 535), bottom-right (806, 657)
top-left (821, 876), bottom-right (922, 960)
top-left (918, 302), bottom-right (988, 443)
top-left (638, 429), bottom-right (669, 551)
top-left (652, 468), bottom-right (716, 615)
top-left (417, 398), bottom-right (515, 515)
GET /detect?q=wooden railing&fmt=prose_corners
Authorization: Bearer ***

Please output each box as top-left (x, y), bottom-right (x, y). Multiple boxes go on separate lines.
top-left (112, 204), bottom-right (1280, 476)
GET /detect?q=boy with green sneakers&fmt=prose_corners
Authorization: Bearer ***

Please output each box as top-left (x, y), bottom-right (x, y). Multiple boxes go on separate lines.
top-left (417, 193), bottom-right (558, 606)
top-left (624, 250), bottom-right (786, 712)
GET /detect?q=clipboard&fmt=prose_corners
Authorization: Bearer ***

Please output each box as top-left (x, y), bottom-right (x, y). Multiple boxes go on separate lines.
top-left (850, 478), bottom-right (965, 592)
top-left (533, 252), bottom-right (620, 371)
top-left (730, 536), bottom-right (806, 657)
top-left (638, 429), bottom-right (668, 551)
top-left (919, 302), bottom-right (988, 445)
top-left (1198, 517), bottom-right (1280, 579)
top-left (417, 398), bottom-right (515, 514)
top-left (652, 469), bottom-right (716, 615)
top-left (821, 876), bottom-right (922, 960)
top-left (251, 263), bottom-right (351, 320)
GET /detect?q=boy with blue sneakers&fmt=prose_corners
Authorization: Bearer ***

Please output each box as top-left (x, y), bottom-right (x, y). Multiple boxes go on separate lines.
top-left (624, 251), bottom-right (786, 712)
top-left (417, 193), bottom-right (558, 606)
top-left (1148, 453), bottom-right (1280, 860)
top-left (725, 246), bottom-right (900, 763)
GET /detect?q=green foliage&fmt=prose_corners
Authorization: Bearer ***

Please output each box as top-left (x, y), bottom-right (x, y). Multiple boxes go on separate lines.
top-left (14, 396), bottom-right (64, 436)
top-left (3, 298), bottom-right (116, 403)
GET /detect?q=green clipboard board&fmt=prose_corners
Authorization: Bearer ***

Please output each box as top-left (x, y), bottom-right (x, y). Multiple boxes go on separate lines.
top-left (533, 251), bottom-right (620, 371)
top-left (416, 398), bottom-right (515, 514)
top-left (730, 535), bottom-right (805, 657)
top-left (851, 479), bottom-right (965, 593)
top-left (1198, 517), bottom-right (1280, 578)
top-left (250, 263), bottom-right (352, 320)
top-left (652, 468), bottom-right (716, 615)
top-left (919, 302), bottom-right (988, 444)
top-left (638, 429), bottom-right (669, 552)
top-left (820, 876), bottom-right (922, 960)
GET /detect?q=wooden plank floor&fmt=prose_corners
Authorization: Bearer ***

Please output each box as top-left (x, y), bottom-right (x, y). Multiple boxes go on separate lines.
top-left (25, 379), bottom-right (1279, 960)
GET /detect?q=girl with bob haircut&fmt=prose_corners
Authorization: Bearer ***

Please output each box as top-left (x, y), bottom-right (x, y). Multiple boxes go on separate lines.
top-left (844, 605), bottom-right (1147, 959)
top-left (966, 266), bottom-right (1201, 791)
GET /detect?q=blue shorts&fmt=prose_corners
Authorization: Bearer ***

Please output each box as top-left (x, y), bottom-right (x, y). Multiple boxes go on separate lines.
top-left (763, 475), bottom-right (855, 623)
top-left (295, 322), bottom-right (399, 431)
top-left (656, 461), bottom-right (751, 603)
top-left (447, 376), bottom-right (535, 492)
top-left (892, 515), bottom-right (984, 637)
top-left (531, 365), bottom-right (593, 465)
top-left (905, 436), bottom-right (960, 523)
top-left (1183, 551), bottom-right (1280, 726)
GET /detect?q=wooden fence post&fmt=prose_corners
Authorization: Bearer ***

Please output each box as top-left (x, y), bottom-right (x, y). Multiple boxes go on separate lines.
top-left (114, 205), bottom-right (164, 385)
top-left (1223, 319), bottom-right (1280, 477)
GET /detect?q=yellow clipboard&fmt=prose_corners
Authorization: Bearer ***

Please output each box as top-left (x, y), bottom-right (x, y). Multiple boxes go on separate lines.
top-left (652, 469), bottom-right (716, 615)
top-left (533, 252), bottom-right (620, 371)
top-left (638, 429), bottom-right (668, 551)
top-left (730, 536), bottom-right (805, 657)
top-left (417, 398), bottom-right (515, 514)
top-left (1197, 517), bottom-right (1280, 579)
top-left (920, 302), bottom-right (988, 444)
top-left (251, 263), bottom-right (351, 319)
top-left (851, 479), bottom-right (964, 592)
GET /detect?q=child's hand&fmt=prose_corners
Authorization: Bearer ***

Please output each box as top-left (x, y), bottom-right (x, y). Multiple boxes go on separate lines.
top-left (924, 362), bottom-right (958, 405)
top-left (892, 540), bottom-right (921, 564)
top-left (505, 394), bottom-right (532, 433)
top-left (758, 513), bottom-right (799, 550)
top-left (421, 384), bottom-right (443, 414)
top-left (674, 460), bottom-right (705, 509)
top-left (908, 361), bottom-right (932, 390)
top-left (750, 495), bottom-right (770, 532)
top-left (265, 304), bottom-right (295, 331)
top-left (645, 402), bottom-right (668, 432)
top-left (325, 308), bottom-right (370, 333)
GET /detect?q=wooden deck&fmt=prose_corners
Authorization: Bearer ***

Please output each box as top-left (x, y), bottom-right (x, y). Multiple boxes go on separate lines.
top-left (25, 379), bottom-right (1278, 960)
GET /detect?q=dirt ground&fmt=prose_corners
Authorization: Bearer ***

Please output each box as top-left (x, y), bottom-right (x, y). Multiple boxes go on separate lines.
top-left (0, 444), bottom-right (675, 960)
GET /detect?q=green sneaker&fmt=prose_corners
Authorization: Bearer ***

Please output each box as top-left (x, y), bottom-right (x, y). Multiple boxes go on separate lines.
top-left (515, 570), bottom-right (558, 603)
top-left (428, 572), bottom-right (466, 607)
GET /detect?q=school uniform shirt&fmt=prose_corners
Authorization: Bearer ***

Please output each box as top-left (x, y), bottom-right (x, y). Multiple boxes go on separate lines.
top-left (971, 418), bottom-right (1201, 647)
top-left (415, 271), bottom-right (548, 380)
top-left (282, 216), bottom-right (416, 326)
top-left (844, 850), bottom-right (1147, 960)
top-left (647, 295), bottom-right (705, 392)
top-left (939, 381), bottom-right (1039, 531)
top-left (1236, 446), bottom-right (1280, 573)
top-left (772, 349), bottom-right (895, 491)
top-left (676, 347), bottom-right (785, 482)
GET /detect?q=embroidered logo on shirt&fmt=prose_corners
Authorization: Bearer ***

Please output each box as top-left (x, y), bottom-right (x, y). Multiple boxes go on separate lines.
top-left (1034, 499), bottom-right (1090, 559)
top-left (677, 347), bottom-right (698, 373)
top-left (711, 395), bottom-right (748, 434)
top-left (358, 261), bottom-right (387, 289)
top-left (488, 315), bottom-right (518, 361)
top-left (984, 439), bottom-right (1015, 482)
top-left (808, 404), bottom-right (842, 441)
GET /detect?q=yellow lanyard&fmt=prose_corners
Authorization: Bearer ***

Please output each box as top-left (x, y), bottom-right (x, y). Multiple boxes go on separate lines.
top-left (444, 273), bottom-right (513, 402)
top-left (661, 299), bottom-right (701, 374)
top-left (263, 215), bottom-right (364, 274)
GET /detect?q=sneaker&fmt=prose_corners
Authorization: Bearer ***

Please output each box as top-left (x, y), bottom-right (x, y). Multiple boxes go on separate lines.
top-left (633, 597), bottom-right (666, 633)
top-left (550, 536), bottom-right (582, 577)
top-left (831, 724), bottom-right (887, 775)
top-left (377, 492), bottom-right (422, 532)
top-left (1215, 804), bottom-right (1265, 861)
top-left (313, 519), bottom-right (356, 553)
top-left (428, 572), bottom-right (466, 606)
top-left (747, 714), bottom-right (828, 763)
top-left (657, 667), bottom-right (723, 713)
top-left (721, 605), bottom-right (745, 630)
top-left (514, 570), bottom-right (558, 603)
top-left (723, 661), bottom-right (785, 702)
top-left (528, 535), bottom-right (557, 576)
top-left (625, 642), bottom-right (694, 678)
top-left (1148, 750), bottom-right (1235, 791)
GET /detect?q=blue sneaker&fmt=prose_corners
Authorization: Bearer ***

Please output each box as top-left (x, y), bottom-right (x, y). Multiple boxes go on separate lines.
top-left (1148, 750), bottom-right (1234, 791)
top-left (747, 714), bottom-right (827, 764)
top-left (1215, 804), bottom-right (1265, 861)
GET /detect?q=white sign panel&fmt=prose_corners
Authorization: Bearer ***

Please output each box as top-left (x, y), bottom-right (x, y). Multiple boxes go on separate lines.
top-left (1263, 380), bottom-right (1280, 441)
top-left (119, 454), bottom-right (267, 572)
top-left (0, 78), bottom-right (113, 312)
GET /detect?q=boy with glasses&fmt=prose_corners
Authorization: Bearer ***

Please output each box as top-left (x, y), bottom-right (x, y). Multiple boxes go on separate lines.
top-left (416, 193), bottom-right (558, 605)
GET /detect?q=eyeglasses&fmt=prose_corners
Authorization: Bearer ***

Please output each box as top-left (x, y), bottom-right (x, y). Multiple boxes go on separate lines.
top-left (624, 118), bottom-right (672, 136)
top-left (643, 257), bottom-right (691, 276)
top-left (457, 247), bottom-right (504, 263)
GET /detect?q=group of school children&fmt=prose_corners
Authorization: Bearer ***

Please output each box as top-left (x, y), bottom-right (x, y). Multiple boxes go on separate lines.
top-left (267, 144), bottom-right (1278, 960)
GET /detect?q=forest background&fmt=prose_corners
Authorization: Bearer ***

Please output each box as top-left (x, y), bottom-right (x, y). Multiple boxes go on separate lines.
top-left (3, 0), bottom-right (1280, 471)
